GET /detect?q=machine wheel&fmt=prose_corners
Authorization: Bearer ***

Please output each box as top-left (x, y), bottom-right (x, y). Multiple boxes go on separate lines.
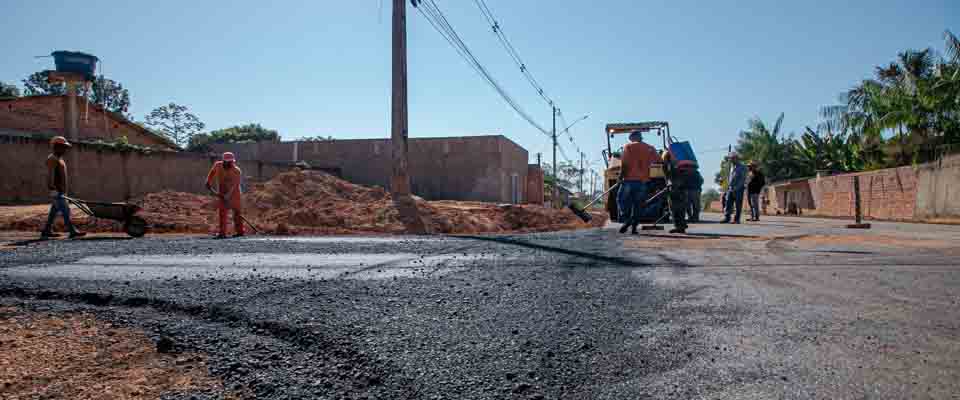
top-left (124, 216), bottom-right (148, 238)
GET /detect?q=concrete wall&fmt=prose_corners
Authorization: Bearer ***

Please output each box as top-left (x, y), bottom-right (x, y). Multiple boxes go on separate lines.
top-left (0, 96), bottom-right (174, 149)
top-left (213, 135), bottom-right (529, 203)
top-left (915, 153), bottom-right (960, 219)
top-left (0, 135), bottom-right (288, 204)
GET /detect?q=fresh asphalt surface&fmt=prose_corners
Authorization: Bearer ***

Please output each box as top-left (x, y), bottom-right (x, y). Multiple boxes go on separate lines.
top-left (1, 213), bottom-right (959, 399)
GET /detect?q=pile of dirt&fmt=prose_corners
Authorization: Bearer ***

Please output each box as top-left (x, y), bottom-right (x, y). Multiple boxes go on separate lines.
top-left (0, 170), bottom-right (606, 236)
top-left (0, 307), bottom-right (232, 399)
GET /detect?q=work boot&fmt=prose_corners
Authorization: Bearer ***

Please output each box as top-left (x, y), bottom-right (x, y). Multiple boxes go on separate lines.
top-left (669, 228), bottom-right (686, 234)
top-left (619, 224), bottom-right (630, 234)
top-left (40, 231), bottom-right (61, 239)
top-left (630, 225), bottom-right (639, 235)
top-left (68, 231), bottom-right (87, 239)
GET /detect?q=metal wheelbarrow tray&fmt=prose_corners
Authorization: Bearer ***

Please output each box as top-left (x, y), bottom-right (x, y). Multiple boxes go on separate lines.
top-left (63, 196), bottom-right (148, 237)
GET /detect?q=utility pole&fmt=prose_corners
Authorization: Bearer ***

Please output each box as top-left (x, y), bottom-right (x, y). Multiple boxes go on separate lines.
top-left (391, 0), bottom-right (411, 196)
top-left (537, 153), bottom-right (541, 168)
top-left (552, 106), bottom-right (558, 208)
top-left (579, 152), bottom-right (585, 195)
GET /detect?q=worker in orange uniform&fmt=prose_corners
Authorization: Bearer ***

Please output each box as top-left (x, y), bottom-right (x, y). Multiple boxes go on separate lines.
top-left (205, 152), bottom-right (244, 238)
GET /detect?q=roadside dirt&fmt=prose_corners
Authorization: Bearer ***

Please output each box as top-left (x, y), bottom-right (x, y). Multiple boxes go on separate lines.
top-left (0, 307), bottom-right (231, 399)
top-left (0, 170), bottom-right (606, 236)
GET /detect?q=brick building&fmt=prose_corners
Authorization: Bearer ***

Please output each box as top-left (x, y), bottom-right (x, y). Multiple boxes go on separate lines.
top-left (213, 135), bottom-right (531, 204)
top-left (0, 95), bottom-right (177, 150)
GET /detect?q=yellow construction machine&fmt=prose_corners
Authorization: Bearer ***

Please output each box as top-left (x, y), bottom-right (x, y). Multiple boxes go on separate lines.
top-left (601, 121), bottom-right (672, 222)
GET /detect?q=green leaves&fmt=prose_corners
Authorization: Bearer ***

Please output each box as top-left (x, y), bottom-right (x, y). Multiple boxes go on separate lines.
top-left (187, 123), bottom-right (281, 152)
top-left (144, 103), bottom-right (205, 147)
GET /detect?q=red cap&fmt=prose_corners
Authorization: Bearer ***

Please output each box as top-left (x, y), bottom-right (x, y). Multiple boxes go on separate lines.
top-left (222, 152), bottom-right (236, 162)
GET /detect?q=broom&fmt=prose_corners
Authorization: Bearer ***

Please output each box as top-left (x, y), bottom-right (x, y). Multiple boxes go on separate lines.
top-left (568, 182), bottom-right (621, 223)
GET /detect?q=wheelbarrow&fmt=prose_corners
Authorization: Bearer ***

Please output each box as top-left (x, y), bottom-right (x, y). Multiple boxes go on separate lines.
top-left (63, 196), bottom-right (148, 237)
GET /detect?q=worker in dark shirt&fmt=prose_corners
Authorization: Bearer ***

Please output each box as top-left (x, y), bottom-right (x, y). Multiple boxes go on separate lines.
top-left (747, 161), bottom-right (766, 221)
top-left (40, 136), bottom-right (85, 239)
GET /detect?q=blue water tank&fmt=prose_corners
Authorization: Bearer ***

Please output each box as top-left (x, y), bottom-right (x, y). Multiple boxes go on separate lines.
top-left (669, 141), bottom-right (698, 166)
top-left (51, 51), bottom-right (98, 80)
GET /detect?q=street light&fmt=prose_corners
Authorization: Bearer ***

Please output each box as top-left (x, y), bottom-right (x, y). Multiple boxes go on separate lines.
top-left (559, 114), bottom-right (589, 137)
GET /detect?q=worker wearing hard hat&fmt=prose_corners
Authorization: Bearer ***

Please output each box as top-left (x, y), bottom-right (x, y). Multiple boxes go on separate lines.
top-left (724, 153), bottom-right (748, 223)
top-left (617, 131), bottom-right (660, 234)
top-left (206, 152), bottom-right (244, 238)
top-left (40, 136), bottom-right (86, 239)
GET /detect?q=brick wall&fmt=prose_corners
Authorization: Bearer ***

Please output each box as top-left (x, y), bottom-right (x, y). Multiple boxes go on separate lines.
top-left (526, 165), bottom-right (544, 205)
top-left (810, 166), bottom-right (918, 220)
top-left (0, 135), bottom-right (289, 204)
top-left (0, 96), bottom-right (173, 149)
top-left (213, 135), bottom-right (529, 203)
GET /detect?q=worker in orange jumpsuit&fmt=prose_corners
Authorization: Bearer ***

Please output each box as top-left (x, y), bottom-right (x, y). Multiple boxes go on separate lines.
top-left (205, 152), bottom-right (244, 238)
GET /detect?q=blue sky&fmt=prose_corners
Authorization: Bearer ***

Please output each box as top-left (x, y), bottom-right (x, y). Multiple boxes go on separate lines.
top-left (2, 0), bottom-right (957, 188)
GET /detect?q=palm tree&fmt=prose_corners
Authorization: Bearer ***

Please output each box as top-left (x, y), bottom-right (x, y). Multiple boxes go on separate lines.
top-left (734, 113), bottom-right (805, 182)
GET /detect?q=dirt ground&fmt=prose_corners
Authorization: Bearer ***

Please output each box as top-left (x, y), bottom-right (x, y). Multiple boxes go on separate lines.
top-left (0, 307), bottom-right (231, 400)
top-left (0, 170), bottom-right (605, 236)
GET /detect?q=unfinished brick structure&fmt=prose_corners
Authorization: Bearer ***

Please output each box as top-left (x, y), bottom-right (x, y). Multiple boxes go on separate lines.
top-left (0, 96), bottom-right (177, 150)
top-left (213, 135), bottom-right (531, 204)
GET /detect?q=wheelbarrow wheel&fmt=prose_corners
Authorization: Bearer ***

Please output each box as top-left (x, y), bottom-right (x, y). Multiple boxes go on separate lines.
top-left (124, 216), bottom-right (148, 238)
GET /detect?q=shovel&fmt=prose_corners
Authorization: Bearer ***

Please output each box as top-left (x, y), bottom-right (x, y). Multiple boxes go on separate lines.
top-left (569, 182), bottom-right (621, 223)
top-left (208, 187), bottom-right (261, 235)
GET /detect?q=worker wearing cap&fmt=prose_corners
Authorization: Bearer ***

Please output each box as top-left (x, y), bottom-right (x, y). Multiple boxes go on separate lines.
top-left (40, 136), bottom-right (85, 239)
top-left (662, 148), bottom-right (697, 234)
top-left (206, 152), bottom-right (244, 238)
top-left (617, 131), bottom-right (659, 234)
top-left (724, 153), bottom-right (748, 223)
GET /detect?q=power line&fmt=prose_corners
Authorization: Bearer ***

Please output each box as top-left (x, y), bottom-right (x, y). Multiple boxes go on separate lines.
top-left (472, 0), bottom-right (554, 107)
top-left (413, 0), bottom-right (551, 138)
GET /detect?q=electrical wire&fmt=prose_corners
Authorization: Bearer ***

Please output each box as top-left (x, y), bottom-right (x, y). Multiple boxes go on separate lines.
top-left (472, 0), bottom-right (554, 107)
top-left (414, 0), bottom-right (551, 138)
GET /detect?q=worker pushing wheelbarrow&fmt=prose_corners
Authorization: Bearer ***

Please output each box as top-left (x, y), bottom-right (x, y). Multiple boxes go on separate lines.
top-left (40, 135), bottom-right (147, 238)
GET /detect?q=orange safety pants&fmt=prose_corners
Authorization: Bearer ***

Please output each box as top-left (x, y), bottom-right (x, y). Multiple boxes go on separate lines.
top-left (218, 206), bottom-right (244, 236)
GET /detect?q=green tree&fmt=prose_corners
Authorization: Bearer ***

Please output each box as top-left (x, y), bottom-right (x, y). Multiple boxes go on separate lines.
top-left (22, 71), bottom-right (66, 96)
top-left (542, 161), bottom-right (578, 192)
top-left (88, 77), bottom-right (131, 115)
top-left (0, 82), bottom-right (19, 98)
top-left (734, 113), bottom-right (805, 182)
top-left (701, 188), bottom-right (721, 211)
top-left (21, 72), bottom-right (131, 115)
top-left (187, 123), bottom-right (281, 152)
top-left (822, 32), bottom-right (960, 167)
top-left (144, 103), bottom-right (205, 147)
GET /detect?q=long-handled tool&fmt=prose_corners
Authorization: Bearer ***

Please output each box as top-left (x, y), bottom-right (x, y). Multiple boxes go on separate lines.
top-left (640, 185), bottom-right (673, 231)
top-left (569, 182), bottom-right (621, 223)
top-left (208, 187), bottom-right (261, 235)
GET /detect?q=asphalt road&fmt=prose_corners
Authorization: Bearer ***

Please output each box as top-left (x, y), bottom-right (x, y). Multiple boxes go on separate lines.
top-left (1, 213), bottom-right (958, 399)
